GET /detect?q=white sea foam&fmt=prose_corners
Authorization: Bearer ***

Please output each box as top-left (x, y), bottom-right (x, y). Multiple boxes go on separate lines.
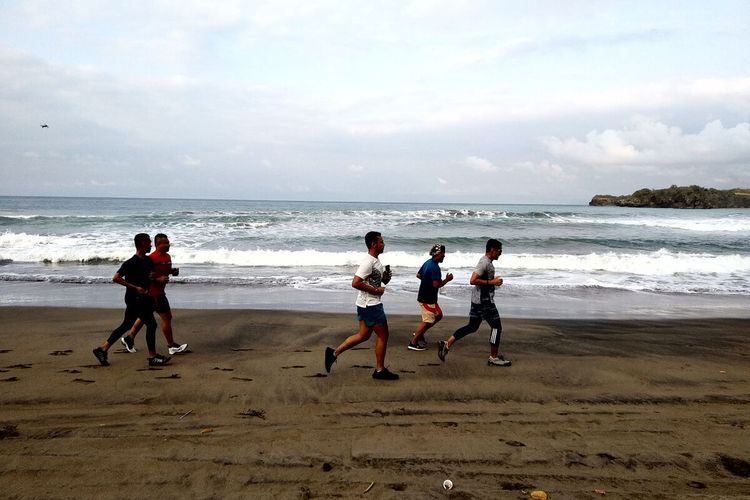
top-left (3, 230), bottom-right (748, 278)
top-left (502, 250), bottom-right (750, 275)
top-left (573, 216), bottom-right (750, 232)
top-left (2, 198), bottom-right (750, 306)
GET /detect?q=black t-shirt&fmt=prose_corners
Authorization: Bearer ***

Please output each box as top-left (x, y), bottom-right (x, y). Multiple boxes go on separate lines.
top-left (117, 255), bottom-right (154, 303)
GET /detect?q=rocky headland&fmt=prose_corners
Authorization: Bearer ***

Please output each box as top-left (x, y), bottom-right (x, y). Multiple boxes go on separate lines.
top-left (590, 185), bottom-right (750, 208)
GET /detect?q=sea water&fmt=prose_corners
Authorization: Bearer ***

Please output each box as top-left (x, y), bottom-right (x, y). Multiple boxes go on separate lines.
top-left (1, 196), bottom-right (748, 318)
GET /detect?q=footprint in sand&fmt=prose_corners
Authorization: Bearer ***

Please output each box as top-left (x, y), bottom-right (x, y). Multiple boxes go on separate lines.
top-left (351, 364), bottom-right (374, 369)
top-left (72, 378), bottom-right (95, 384)
top-left (155, 373), bottom-right (181, 379)
top-left (0, 350), bottom-right (12, 354)
top-left (433, 421), bottom-right (458, 428)
top-left (212, 367), bottom-right (234, 371)
top-left (304, 373), bottom-right (327, 378)
top-left (5, 364), bottom-right (32, 369)
top-left (281, 365), bottom-right (306, 369)
top-left (719, 455), bottom-right (750, 478)
top-left (237, 409), bottom-right (266, 419)
top-left (60, 369), bottom-right (82, 374)
top-left (1, 377), bottom-right (20, 382)
top-left (49, 350), bottom-right (73, 356)
top-left (0, 424), bottom-right (20, 438)
top-left (230, 376), bottom-right (253, 382)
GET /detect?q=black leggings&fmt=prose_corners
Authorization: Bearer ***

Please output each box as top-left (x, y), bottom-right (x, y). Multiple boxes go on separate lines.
top-left (106, 299), bottom-right (157, 352)
top-left (453, 301), bottom-right (502, 347)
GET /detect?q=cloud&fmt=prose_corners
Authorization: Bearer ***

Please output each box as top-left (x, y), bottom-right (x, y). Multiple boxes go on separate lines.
top-left (543, 117), bottom-right (750, 166)
top-left (2, 3), bottom-right (749, 202)
top-left (512, 160), bottom-right (567, 178)
top-left (182, 154), bottom-right (202, 166)
top-left (439, 38), bottom-right (537, 70)
top-left (461, 156), bottom-right (499, 173)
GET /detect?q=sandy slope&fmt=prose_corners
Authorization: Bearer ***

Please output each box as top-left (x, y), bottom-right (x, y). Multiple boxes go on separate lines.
top-left (1, 307), bottom-right (748, 499)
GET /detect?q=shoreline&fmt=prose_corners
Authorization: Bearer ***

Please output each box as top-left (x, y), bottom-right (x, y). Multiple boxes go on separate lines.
top-left (1, 307), bottom-right (749, 498)
top-left (3, 281), bottom-right (750, 320)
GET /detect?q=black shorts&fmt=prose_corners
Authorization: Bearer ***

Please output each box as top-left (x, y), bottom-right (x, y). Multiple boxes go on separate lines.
top-left (153, 295), bottom-right (171, 314)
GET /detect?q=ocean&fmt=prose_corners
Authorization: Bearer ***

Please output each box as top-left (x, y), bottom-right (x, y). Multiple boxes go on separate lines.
top-left (1, 196), bottom-right (748, 319)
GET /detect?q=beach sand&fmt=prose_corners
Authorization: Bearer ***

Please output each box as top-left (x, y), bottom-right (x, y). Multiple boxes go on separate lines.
top-left (0, 307), bottom-right (748, 499)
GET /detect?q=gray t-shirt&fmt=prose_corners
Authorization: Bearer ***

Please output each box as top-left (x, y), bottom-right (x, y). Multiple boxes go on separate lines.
top-left (471, 255), bottom-right (495, 304)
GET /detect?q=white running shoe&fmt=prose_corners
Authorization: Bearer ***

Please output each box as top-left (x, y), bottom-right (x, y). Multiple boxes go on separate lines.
top-left (487, 356), bottom-right (511, 367)
top-left (168, 343), bottom-right (188, 355)
top-left (120, 336), bottom-right (137, 353)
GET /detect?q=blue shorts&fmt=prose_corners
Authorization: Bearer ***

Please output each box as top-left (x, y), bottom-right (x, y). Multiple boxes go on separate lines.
top-left (356, 303), bottom-right (387, 327)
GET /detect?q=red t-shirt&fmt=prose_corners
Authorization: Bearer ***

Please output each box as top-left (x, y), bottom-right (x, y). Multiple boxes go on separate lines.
top-left (148, 250), bottom-right (172, 297)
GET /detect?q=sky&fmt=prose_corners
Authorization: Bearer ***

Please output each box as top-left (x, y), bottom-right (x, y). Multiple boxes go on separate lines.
top-left (1, 1), bottom-right (749, 204)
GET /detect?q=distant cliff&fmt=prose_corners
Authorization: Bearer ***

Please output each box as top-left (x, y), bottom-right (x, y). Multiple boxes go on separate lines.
top-left (590, 185), bottom-right (750, 209)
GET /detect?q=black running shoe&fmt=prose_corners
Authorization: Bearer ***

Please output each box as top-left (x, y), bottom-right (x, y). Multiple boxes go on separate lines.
top-left (92, 347), bottom-right (109, 366)
top-left (372, 367), bottom-right (399, 380)
top-left (438, 340), bottom-right (449, 362)
top-left (324, 347), bottom-right (336, 373)
top-left (407, 342), bottom-right (427, 351)
top-left (148, 354), bottom-right (171, 366)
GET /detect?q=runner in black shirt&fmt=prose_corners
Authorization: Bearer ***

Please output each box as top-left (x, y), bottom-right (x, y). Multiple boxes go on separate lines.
top-left (92, 233), bottom-right (171, 367)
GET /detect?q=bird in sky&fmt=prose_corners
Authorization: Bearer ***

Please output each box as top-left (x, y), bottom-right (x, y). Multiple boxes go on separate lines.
top-left (40, 124), bottom-right (49, 128)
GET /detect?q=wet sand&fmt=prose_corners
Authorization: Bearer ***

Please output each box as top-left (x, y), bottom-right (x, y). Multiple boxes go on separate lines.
top-left (0, 307), bottom-right (748, 499)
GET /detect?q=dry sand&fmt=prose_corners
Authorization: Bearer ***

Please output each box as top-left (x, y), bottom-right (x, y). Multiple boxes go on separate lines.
top-left (0, 307), bottom-right (748, 499)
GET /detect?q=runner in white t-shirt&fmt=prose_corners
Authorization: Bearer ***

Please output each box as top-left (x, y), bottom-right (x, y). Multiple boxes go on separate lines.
top-left (324, 231), bottom-right (399, 380)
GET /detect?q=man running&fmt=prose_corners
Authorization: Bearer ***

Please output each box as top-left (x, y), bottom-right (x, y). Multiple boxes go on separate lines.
top-left (120, 233), bottom-right (188, 355)
top-left (92, 233), bottom-right (171, 367)
top-left (437, 238), bottom-right (511, 366)
top-left (324, 231), bottom-right (399, 380)
top-left (408, 243), bottom-right (453, 351)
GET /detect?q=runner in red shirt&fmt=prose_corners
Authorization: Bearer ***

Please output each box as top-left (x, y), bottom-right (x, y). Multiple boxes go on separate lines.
top-left (120, 233), bottom-right (189, 355)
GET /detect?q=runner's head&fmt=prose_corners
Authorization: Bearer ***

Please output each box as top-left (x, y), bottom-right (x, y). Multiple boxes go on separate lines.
top-left (429, 243), bottom-right (446, 262)
top-left (486, 239), bottom-right (502, 260)
top-left (134, 233), bottom-right (152, 253)
top-left (365, 231), bottom-right (384, 255)
top-left (154, 233), bottom-right (170, 252)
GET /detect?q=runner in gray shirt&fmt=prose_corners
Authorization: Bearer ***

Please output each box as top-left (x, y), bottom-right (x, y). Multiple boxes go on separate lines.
top-left (437, 238), bottom-right (511, 366)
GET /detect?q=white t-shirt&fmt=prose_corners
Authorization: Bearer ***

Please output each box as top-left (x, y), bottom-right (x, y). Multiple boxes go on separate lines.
top-left (355, 254), bottom-right (384, 308)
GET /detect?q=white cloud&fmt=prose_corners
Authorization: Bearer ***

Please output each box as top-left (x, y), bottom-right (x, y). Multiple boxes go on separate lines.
top-left (461, 156), bottom-right (499, 173)
top-left (182, 154), bottom-right (202, 166)
top-left (543, 117), bottom-right (750, 166)
top-left (513, 160), bottom-right (567, 178)
top-left (438, 38), bottom-right (537, 71)
top-left (1, 2), bottom-right (749, 202)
